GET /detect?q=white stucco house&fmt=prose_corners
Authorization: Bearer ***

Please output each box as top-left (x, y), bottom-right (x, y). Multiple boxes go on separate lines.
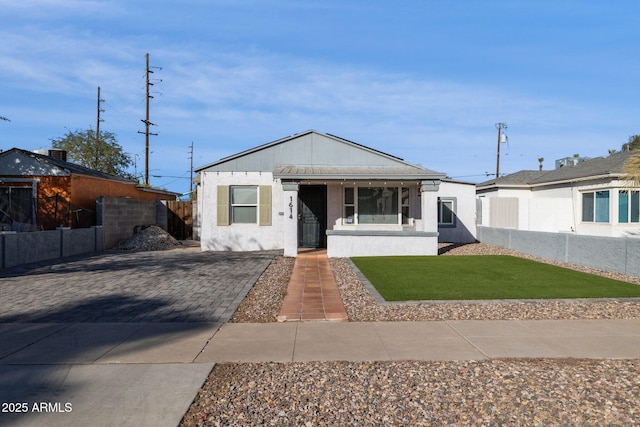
top-left (195, 130), bottom-right (476, 257)
top-left (476, 151), bottom-right (640, 237)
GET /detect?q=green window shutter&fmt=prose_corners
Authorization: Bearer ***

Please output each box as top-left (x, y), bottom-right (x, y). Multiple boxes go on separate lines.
top-left (217, 185), bottom-right (230, 226)
top-left (259, 185), bottom-right (272, 226)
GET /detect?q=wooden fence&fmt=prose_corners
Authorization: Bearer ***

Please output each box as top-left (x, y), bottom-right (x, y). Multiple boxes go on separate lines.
top-left (166, 201), bottom-right (193, 240)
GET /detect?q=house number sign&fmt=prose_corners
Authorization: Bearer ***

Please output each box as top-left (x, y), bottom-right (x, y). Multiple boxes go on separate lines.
top-left (289, 196), bottom-right (293, 219)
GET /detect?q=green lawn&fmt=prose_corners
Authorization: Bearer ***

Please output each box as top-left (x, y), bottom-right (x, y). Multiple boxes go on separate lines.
top-left (350, 255), bottom-right (640, 301)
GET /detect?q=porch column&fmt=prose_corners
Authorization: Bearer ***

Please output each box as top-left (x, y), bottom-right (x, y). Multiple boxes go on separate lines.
top-left (282, 181), bottom-right (299, 257)
top-left (420, 179), bottom-right (441, 233)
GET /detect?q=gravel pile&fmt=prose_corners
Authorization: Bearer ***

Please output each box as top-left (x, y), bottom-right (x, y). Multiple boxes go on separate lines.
top-left (180, 242), bottom-right (640, 426)
top-left (113, 225), bottom-right (183, 251)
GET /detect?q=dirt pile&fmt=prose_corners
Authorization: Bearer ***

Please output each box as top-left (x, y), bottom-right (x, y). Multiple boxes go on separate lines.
top-left (114, 225), bottom-right (182, 251)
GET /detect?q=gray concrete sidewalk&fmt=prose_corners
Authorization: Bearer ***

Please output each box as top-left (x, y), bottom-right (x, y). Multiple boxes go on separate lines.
top-left (1, 319), bottom-right (640, 426)
top-left (198, 319), bottom-right (640, 362)
top-left (0, 322), bottom-right (221, 427)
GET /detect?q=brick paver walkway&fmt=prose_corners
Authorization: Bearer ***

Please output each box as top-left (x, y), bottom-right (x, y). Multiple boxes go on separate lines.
top-left (0, 248), bottom-right (276, 323)
top-left (277, 249), bottom-right (348, 321)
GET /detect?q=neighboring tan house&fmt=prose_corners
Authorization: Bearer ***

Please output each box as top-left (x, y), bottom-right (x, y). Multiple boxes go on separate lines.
top-left (195, 130), bottom-right (476, 257)
top-left (0, 148), bottom-right (178, 231)
top-left (476, 151), bottom-right (640, 237)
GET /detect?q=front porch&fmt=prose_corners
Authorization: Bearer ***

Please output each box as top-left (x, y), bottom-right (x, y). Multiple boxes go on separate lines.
top-left (279, 175), bottom-right (442, 258)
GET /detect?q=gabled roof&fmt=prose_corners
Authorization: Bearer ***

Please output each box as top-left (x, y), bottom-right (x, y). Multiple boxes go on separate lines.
top-left (0, 147), bottom-right (134, 182)
top-left (195, 130), bottom-right (446, 180)
top-left (477, 151), bottom-right (639, 190)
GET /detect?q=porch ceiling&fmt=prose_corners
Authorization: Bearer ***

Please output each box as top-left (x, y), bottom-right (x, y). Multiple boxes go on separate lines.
top-left (273, 165), bottom-right (445, 181)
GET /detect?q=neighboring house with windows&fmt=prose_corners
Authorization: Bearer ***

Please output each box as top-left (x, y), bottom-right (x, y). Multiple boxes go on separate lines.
top-left (0, 147), bottom-right (178, 231)
top-left (476, 151), bottom-right (640, 237)
top-left (195, 130), bottom-right (476, 257)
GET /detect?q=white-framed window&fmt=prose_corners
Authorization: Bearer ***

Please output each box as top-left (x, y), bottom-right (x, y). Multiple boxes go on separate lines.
top-left (438, 197), bottom-right (455, 226)
top-left (230, 186), bottom-right (258, 223)
top-left (619, 190), bottom-right (640, 223)
top-left (343, 186), bottom-right (410, 225)
top-left (217, 185), bottom-right (271, 226)
top-left (582, 190), bottom-right (610, 223)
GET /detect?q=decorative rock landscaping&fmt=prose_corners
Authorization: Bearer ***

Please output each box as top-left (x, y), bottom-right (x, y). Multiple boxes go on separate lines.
top-left (181, 243), bottom-right (640, 426)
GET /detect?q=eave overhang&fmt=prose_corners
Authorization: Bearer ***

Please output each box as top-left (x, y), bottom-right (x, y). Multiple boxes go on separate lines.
top-left (272, 165), bottom-right (446, 182)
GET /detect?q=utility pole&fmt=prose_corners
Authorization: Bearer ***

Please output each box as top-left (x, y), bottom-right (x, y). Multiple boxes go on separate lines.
top-left (189, 142), bottom-right (194, 198)
top-left (138, 53), bottom-right (159, 186)
top-left (96, 86), bottom-right (105, 136)
top-left (495, 123), bottom-right (507, 178)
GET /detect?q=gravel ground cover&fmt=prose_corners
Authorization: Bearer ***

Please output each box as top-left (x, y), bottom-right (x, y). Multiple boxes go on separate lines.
top-left (181, 243), bottom-right (640, 426)
top-left (230, 256), bottom-right (295, 323)
top-left (181, 359), bottom-right (640, 426)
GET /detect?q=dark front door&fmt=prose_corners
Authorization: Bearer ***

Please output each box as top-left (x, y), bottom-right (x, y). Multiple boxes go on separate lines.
top-left (298, 185), bottom-right (327, 248)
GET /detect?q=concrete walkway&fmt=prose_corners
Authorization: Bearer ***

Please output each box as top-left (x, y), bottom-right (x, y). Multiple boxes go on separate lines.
top-left (198, 319), bottom-right (640, 362)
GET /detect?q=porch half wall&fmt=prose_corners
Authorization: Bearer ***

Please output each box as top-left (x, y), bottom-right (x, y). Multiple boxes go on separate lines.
top-left (326, 230), bottom-right (439, 257)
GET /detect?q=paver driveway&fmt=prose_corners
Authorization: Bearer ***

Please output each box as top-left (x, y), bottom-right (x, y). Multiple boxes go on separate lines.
top-left (0, 247), bottom-right (277, 427)
top-left (0, 247), bottom-right (277, 323)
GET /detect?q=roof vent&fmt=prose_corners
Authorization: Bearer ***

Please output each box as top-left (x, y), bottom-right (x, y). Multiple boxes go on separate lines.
top-left (33, 149), bottom-right (67, 162)
top-left (555, 156), bottom-right (587, 169)
top-left (48, 149), bottom-right (67, 162)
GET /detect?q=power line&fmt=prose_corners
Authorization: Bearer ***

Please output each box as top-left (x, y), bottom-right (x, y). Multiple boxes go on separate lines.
top-left (152, 174), bottom-right (191, 179)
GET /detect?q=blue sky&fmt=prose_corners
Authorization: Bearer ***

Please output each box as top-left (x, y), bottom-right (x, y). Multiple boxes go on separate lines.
top-left (1, 0), bottom-right (639, 195)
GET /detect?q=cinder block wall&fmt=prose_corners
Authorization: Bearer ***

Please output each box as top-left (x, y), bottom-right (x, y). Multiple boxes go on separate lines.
top-left (477, 226), bottom-right (640, 278)
top-left (97, 197), bottom-right (157, 248)
top-left (156, 201), bottom-right (168, 231)
top-left (1, 227), bottom-right (103, 269)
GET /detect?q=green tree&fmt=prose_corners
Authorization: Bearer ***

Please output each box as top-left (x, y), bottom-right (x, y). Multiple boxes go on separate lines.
top-left (50, 129), bottom-right (132, 177)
